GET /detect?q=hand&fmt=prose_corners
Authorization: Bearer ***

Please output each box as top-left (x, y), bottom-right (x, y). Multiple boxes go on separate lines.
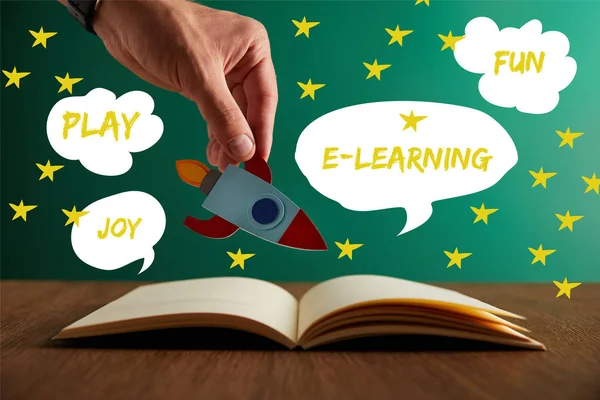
top-left (90, 0), bottom-right (278, 171)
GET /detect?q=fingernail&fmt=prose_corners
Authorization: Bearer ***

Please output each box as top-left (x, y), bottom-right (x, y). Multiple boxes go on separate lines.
top-left (228, 135), bottom-right (254, 158)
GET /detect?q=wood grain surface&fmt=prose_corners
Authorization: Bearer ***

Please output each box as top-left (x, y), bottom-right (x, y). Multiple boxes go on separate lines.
top-left (1, 280), bottom-right (599, 400)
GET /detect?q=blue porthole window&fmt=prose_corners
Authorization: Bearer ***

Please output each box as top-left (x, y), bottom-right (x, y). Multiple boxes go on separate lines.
top-left (247, 193), bottom-right (285, 230)
top-left (252, 198), bottom-right (278, 224)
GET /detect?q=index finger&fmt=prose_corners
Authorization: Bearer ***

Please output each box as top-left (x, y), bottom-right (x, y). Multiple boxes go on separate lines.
top-left (243, 56), bottom-right (278, 161)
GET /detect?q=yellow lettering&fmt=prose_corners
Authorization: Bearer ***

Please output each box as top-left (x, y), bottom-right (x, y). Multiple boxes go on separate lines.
top-left (97, 218), bottom-right (110, 239)
top-left (495, 51), bottom-right (545, 75)
top-left (62, 111), bottom-right (80, 139)
top-left (321, 146), bottom-right (493, 173)
top-left (472, 148), bottom-right (493, 171)
top-left (527, 51), bottom-right (545, 73)
top-left (110, 218), bottom-right (127, 238)
top-left (99, 111), bottom-right (120, 141)
top-left (423, 148), bottom-right (443, 170)
top-left (81, 112), bottom-right (101, 138)
top-left (509, 51), bottom-right (525, 73)
top-left (122, 112), bottom-right (140, 140)
top-left (443, 147), bottom-right (451, 170)
top-left (372, 147), bottom-right (388, 169)
top-left (387, 146), bottom-right (405, 172)
top-left (407, 148), bottom-right (424, 173)
top-left (355, 147), bottom-right (372, 170)
top-left (127, 218), bottom-right (142, 239)
top-left (323, 147), bottom-right (339, 169)
top-left (451, 148), bottom-right (471, 170)
top-left (494, 50), bottom-right (509, 75)
top-left (98, 217), bottom-right (143, 240)
top-left (63, 111), bottom-right (143, 141)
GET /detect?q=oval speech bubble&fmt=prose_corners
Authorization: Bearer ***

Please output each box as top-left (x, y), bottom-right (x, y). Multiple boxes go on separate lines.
top-left (71, 191), bottom-right (166, 274)
top-left (295, 101), bottom-right (518, 235)
top-left (46, 88), bottom-right (164, 176)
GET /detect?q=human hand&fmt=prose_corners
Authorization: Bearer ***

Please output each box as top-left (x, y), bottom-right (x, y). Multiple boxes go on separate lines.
top-left (89, 0), bottom-right (278, 171)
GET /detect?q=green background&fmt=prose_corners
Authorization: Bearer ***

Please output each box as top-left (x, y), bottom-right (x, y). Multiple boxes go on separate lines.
top-left (1, 0), bottom-right (598, 283)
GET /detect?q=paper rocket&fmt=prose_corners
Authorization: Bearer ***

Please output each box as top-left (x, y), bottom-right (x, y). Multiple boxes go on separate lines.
top-left (176, 155), bottom-right (327, 251)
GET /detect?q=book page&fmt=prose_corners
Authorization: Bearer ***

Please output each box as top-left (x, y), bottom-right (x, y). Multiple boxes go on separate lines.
top-left (297, 275), bottom-right (522, 338)
top-left (301, 324), bottom-right (546, 351)
top-left (59, 277), bottom-right (299, 343)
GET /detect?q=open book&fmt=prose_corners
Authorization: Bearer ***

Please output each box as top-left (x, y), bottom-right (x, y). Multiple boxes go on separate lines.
top-left (53, 275), bottom-right (546, 350)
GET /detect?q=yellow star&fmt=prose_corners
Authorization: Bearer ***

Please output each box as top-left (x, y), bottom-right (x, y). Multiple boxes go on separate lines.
top-left (556, 127), bottom-right (583, 148)
top-left (553, 278), bottom-right (581, 299)
top-left (9, 201), bottom-right (37, 221)
top-left (363, 59), bottom-right (391, 80)
top-left (399, 111), bottom-right (427, 131)
top-left (444, 248), bottom-right (472, 269)
top-left (385, 25), bottom-right (413, 46)
top-left (415, 0), bottom-right (430, 5)
top-left (292, 17), bottom-right (320, 38)
top-left (470, 203), bottom-right (498, 225)
top-left (55, 73), bottom-right (83, 94)
top-left (528, 244), bottom-right (556, 266)
top-left (529, 167), bottom-right (557, 189)
top-left (438, 31), bottom-right (465, 51)
top-left (29, 27), bottom-right (57, 48)
top-left (36, 160), bottom-right (64, 182)
top-left (227, 249), bottom-right (255, 270)
top-left (297, 79), bottom-right (325, 100)
top-left (2, 67), bottom-right (31, 88)
top-left (555, 211), bottom-right (583, 232)
top-left (582, 173), bottom-right (600, 194)
top-left (62, 206), bottom-right (89, 227)
top-left (335, 239), bottom-right (363, 260)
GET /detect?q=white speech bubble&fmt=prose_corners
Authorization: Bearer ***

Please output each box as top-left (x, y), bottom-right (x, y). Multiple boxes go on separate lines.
top-left (453, 17), bottom-right (576, 114)
top-left (46, 88), bottom-right (164, 176)
top-left (295, 101), bottom-right (518, 235)
top-left (71, 191), bottom-right (166, 274)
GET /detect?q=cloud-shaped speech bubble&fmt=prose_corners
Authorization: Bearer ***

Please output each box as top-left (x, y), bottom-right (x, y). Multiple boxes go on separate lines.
top-left (46, 88), bottom-right (164, 176)
top-left (453, 17), bottom-right (576, 114)
top-left (71, 191), bottom-right (166, 274)
top-left (295, 101), bottom-right (518, 235)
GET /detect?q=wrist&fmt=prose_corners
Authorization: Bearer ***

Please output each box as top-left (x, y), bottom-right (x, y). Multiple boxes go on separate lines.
top-left (92, 0), bottom-right (123, 40)
top-left (93, 0), bottom-right (186, 41)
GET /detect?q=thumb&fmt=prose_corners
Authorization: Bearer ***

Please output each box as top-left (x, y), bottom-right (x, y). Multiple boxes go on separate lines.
top-left (193, 69), bottom-right (255, 162)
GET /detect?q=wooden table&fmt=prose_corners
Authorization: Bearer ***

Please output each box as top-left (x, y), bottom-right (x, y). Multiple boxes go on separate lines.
top-left (1, 281), bottom-right (599, 400)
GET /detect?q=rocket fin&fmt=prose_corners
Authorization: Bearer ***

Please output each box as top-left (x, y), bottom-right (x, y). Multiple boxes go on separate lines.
top-left (243, 155), bottom-right (272, 184)
top-left (183, 215), bottom-right (239, 239)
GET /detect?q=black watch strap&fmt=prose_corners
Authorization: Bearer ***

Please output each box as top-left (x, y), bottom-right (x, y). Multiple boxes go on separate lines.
top-left (67, 0), bottom-right (99, 35)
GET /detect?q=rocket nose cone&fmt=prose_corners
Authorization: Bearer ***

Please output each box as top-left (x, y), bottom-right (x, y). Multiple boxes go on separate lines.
top-left (278, 209), bottom-right (328, 251)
